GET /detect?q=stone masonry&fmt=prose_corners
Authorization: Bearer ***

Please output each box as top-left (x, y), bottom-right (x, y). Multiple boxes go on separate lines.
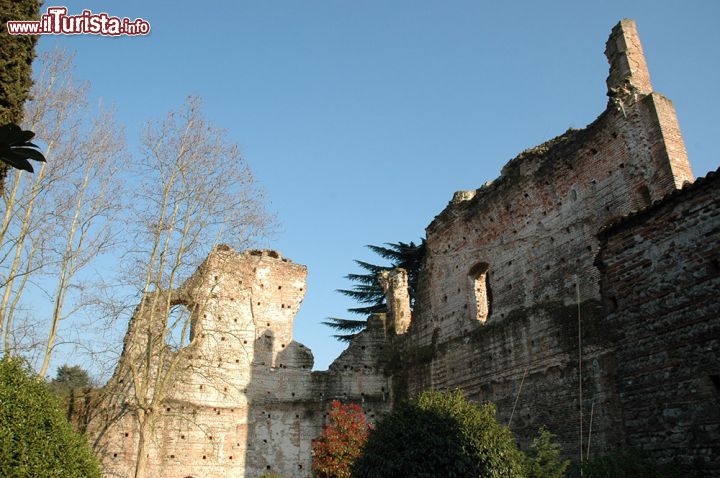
top-left (596, 170), bottom-right (720, 471)
top-left (400, 17), bottom-right (694, 456)
top-left (90, 248), bottom-right (393, 478)
top-left (89, 19), bottom-right (719, 477)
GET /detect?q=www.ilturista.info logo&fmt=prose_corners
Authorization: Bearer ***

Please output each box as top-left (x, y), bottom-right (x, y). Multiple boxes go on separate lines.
top-left (6, 6), bottom-right (150, 36)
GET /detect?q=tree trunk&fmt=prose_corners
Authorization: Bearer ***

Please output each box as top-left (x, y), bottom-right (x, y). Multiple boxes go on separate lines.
top-left (134, 412), bottom-right (150, 478)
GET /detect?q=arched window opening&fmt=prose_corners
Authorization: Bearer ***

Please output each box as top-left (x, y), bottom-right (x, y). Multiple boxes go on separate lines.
top-left (468, 262), bottom-right (492, 323)
top-left (166, 303), bottom-right (194, 350)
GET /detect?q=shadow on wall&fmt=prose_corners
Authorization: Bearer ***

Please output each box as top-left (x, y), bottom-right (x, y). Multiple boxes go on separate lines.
top-left (243, 328), bottom-right (318, 477)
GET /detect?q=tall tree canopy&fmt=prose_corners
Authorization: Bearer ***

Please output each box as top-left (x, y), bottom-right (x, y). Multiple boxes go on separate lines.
top-left (324, 240), bottom-right (424, 342)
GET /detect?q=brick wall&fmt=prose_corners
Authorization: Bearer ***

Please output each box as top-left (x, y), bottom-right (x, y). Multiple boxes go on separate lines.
top-left (597, 170), bottom-right (720, 473)
top-left (91, 248), bottom-right (393, 478)
top-left (87, 19), bottom-right (716, 477)
top-left (398, 19), bottom-right (693, 456)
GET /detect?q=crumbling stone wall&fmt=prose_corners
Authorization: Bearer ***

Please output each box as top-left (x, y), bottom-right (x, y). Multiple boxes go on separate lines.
top-left (90, 19), bottom-right (718, 477)
top-left (597, 170), bottom-right (720, 473)
top-left (379, 268), bottom-right (412, 335)
top-left (395, 19), bottom-right (694, 458)
top-left (91, 248), bottom-right (393, 478)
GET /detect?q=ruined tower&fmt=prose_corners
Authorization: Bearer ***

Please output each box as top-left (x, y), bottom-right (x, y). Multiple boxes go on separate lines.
top-left (91, 247), bottom-right (393, 478)
top-left (378, 268), bottom-right (412, 335)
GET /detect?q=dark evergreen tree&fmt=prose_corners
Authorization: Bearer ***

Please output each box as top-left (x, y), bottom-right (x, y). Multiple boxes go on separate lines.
top-left (0, 0), bottom-right (41, 188)
top-left (324, 240), bottom-right (424, 341)
top-left (50, 364), bottom-right (93, 397)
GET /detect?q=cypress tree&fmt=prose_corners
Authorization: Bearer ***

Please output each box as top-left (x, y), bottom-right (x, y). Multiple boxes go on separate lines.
top-left (0, 0), bottom-right (41, 190)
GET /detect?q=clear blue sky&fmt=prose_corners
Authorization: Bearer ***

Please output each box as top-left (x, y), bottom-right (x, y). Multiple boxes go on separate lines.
top-left (37, 1), bottom-right (720, 371)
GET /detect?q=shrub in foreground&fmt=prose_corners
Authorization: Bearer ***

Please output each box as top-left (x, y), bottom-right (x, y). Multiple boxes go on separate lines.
top-left (525, 426), bottom-right (570, 478)
top-left (0, 356), bottom-right (101, 478)
top-left (352, 389), bottom-right (526, 477)
top-left (312, 400), bottom-right (370, 478)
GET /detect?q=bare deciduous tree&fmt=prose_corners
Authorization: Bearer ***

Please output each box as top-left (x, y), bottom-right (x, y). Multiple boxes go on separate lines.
top-left (107, 96), bottom-right (273, 478)
top-left (0, 50), bottom-right (127, 380)
top-left (1, 52), bottom-right (273, 478)
top-left (37, 106), bottom-right (126, 377)
top-left (0, 51), bottom-right (85, 347)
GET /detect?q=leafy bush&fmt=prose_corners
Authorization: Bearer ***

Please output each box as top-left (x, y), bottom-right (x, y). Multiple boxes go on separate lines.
top-left (0, 356), bottom-right (101, 477)
top-left (525, 427), bottom-right (569, 478)
top-left (312, 400), bottom-right (370, 478)
top-left (571, 448), bottom-right (680, 478)
top-left (352, 389), bottom-right (526, 477)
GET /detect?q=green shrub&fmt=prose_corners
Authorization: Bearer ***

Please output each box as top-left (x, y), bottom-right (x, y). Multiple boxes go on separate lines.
top-left (352, 389), bottom-right (526, 477)
top-left (525, 427), bottom-right (569, 478)
top-left (0, 356), bottom-right (101, 478)
top-left (571, 448), bottom-right (679, 478)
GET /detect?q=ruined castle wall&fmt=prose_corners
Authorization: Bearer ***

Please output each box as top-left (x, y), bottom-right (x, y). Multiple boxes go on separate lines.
top-left (379, 269), bottom-right (412, 335)
top-left (597, 171), bottom-right (720, 473)
top-left (400, 19), bottom-right (693, 453)
top-left (90, 19), bottom-right (716, 477)
top-left (93, 248), bottom-right (392, 478)
top-left (312, 315), bottom-right (394, 422)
